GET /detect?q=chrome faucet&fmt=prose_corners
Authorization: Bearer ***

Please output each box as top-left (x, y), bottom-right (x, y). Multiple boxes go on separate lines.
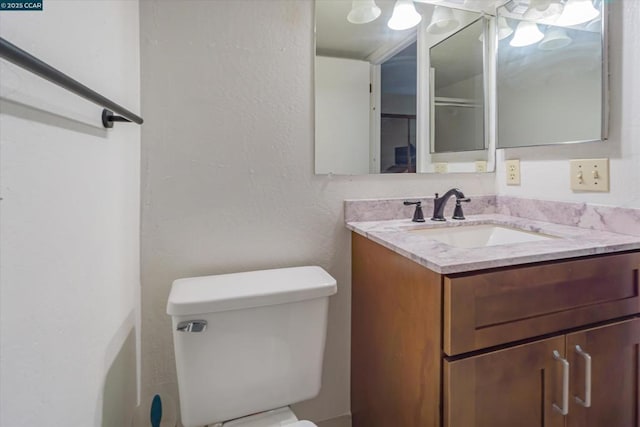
top-left (431, 188), bottom-right (471, 221)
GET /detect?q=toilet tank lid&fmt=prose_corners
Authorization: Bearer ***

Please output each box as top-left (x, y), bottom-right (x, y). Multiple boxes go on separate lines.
top-left (167, 266), bottom-right (337, 316)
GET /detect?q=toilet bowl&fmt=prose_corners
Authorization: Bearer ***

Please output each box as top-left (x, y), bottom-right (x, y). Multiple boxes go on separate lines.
top-left (220, 407), bottom-right (315, 427)
top-left (167, 266), bottom-right (336, 427)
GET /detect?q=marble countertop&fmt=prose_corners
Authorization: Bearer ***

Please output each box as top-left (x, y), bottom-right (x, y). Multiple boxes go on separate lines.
top-left (347, 214), bottom-right (640, 274)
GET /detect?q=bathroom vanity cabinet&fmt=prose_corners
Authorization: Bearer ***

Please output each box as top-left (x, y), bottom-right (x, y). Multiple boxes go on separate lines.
top-left (351, 233), bottom-right (640, 427)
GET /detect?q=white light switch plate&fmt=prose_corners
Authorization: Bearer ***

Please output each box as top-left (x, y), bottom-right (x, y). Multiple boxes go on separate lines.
top-left (570, 158), bottom-right (609, 192)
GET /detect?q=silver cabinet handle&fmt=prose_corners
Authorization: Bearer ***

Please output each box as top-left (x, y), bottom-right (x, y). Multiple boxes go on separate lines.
top-left (574, 345), bottom-right (592, 408)
top-left (177, 320), bottom-right (207, 332)
top-left (553, 350), bottom-right (570, 415)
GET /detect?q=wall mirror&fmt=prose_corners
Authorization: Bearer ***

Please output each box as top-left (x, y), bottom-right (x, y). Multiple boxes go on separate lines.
top-left (429, 17), bottom-right (486, 154)
top-left (496, 0), bottom-right (607, 148)
top-left (314, 0), bottom-right (495, 175)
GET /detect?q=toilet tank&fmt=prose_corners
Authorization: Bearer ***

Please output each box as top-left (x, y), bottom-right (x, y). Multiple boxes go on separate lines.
top-left (167, 266), bottom-right (337, 427)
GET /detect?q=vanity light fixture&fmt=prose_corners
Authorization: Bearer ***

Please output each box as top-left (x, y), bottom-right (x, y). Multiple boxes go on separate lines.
top-left (509, 20), bottom-right (544, 47)
top-left (538, 27), bottom-right (572, 50)
top-left (388, 0), bottom-right (422, 31)
top-left (523, 0), bottom-right (563, 25)
top-left (497, 16), bottom-right (514, 40)
top-left (347, 0), bottom-right (382, 24)
top-left (426, 6), bottom-right (460, 34)
top-left (555, 0), bottom-right (599, 27)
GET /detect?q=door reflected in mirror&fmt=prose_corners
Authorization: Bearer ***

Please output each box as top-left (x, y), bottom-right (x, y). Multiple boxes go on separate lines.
top-left (381, 41), bottom-right (416, 173)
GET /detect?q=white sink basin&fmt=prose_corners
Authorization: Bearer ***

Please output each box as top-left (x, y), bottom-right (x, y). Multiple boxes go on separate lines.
top-left (409, 224), bottom-right (557, 248)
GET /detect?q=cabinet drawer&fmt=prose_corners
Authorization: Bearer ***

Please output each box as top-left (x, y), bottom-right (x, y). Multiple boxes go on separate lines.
top-left (444, 252), bottom-right (640, 356)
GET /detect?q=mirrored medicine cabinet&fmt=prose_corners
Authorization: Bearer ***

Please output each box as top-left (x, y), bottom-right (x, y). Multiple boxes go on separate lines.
top-left (314, 0), bottom-right (608, 175)
top-left (496, 0), bottom-right (607, 148)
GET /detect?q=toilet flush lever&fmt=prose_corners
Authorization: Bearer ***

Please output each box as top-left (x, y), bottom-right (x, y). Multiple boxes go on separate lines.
top-left (177, 320), bottom-right (208, 333)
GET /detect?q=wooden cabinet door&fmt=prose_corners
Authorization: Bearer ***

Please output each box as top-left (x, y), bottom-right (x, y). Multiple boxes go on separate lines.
top-left (444, 336), bottom-right (567, 427)
top-left (566, 318), bottom-right (640, 427)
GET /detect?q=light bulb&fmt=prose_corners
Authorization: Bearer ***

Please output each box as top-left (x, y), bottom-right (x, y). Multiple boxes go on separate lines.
top-left (426, 6), bottom-right (459, 35)
top-left (347, 0), bottom-right (382, 25)
top-left (497, 16), bottom-right (514, 40)
top-left (556, 0), bottom-right (599, 27)
top-left (538, 28), bottom-right (572, 50)
top-left (523, 0), bottom-right (563, 25)
top-left (510, 21), bottom-right (544, 47)
top-left (387, 0), bottom-right (422, 31)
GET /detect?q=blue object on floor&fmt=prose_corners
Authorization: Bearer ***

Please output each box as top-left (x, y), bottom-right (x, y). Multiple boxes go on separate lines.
top-left (150, 394), bottom-right (162, 427)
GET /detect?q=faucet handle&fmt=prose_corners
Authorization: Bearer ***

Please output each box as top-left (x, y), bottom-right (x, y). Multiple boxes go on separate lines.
top-left (452, 198), bottom-right (471, 220)
top-left (403, 200), bottom-right (426, 223)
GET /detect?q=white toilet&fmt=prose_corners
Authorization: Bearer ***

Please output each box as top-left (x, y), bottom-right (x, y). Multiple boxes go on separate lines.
top-left (167, 266), bottom-right (337, 427)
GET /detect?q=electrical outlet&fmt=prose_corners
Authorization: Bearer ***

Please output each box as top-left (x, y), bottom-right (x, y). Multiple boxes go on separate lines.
top-left (570, 158), bottom-right (609, 192)
top-left (475, 161), bottom-right (487, 173)
top-left (434, 162), bottom-right (448, 174)
top-left (505, 159), bottom-right (520, 185)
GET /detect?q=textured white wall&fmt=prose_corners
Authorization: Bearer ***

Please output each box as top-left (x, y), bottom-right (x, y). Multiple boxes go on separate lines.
top-left (0, 1), bottom-right (141, 426)
top-left (139, 0), bottom-right (494, 424)
top-left (496, 0), bottom-right (640, 208)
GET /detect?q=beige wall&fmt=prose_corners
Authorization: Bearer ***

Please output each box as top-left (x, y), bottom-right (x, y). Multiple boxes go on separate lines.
top-left (139, 0), bottom-right (494, 424)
